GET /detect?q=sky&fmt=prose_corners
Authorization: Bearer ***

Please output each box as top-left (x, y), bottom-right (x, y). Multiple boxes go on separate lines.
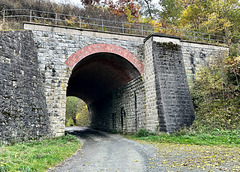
top-left (52, 0), bottom-right (82, 6)
top-left (51, 0), bottom-right (160, 8)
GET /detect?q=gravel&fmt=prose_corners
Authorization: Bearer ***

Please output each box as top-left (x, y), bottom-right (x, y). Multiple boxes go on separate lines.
top-left (49, 127), bottom-right (165, 172)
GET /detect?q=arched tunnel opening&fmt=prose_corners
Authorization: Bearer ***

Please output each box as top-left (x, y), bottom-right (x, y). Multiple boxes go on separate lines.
top-left (66, 52), bottom-right (142, 132)
top-left (65, 96), bottom-right (89, 127)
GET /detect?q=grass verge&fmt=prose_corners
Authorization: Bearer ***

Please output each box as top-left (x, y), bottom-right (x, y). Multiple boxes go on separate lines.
top-left (128, 129), bottom-right (240, 146)
top-left (0, 134), bottom-right (81, 172)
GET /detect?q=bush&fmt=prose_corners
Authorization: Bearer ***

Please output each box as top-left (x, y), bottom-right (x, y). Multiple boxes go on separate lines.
top-left (190, 55), bottom-right (240, 131)
top-left (136, 129), bottom-right (156, 137)
top-left (76, 112), bottom-right (89, 126)
top-left (66, 118), bottom-right (75, 127)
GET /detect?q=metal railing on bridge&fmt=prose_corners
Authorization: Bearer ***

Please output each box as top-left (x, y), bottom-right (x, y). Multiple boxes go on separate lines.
top-left (0, 9), bottom-right (225, 44)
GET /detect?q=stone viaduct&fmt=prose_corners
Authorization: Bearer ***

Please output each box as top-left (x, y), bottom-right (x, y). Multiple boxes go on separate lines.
top-left (0, 23), bottom-right (228, 142)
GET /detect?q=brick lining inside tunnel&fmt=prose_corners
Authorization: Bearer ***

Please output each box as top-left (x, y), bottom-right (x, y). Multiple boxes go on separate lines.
top-left (66, 45), bottom-right (144, 105)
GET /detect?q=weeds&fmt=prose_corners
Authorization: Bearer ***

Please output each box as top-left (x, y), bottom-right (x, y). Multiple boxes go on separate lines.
top-left (0, 134), bottom-right (81, 172)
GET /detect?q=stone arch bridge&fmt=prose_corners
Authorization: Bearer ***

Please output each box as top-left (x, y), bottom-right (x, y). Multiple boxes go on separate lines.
top-left (0, 23), bottom-right (228, 142)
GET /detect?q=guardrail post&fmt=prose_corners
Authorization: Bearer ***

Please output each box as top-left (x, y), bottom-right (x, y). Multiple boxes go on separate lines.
top-left (193, 32), bottom-right (196, 41)
top-left (101, 19), bottom-right (103, 31)
top-left (3, 10), bottom-right (5, 24)
top-left (122, 23), bottom-right (124, 33)
top-left (55, 13), bottom-right (58, 25)
top-left (30, 10), bottom-right (32, 22)
top-left (141, 25), bottom-right (144, 35)
top-left (208, 34), bottom-right (211, 42)
top-left (79, 17), bottom-right (81, 28)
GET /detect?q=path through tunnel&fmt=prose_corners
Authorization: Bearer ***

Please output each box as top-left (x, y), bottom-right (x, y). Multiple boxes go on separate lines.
top-left (66, 50), bottom-right (143, 132)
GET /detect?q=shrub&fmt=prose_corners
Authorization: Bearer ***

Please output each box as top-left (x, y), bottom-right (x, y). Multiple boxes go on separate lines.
top-left (190, 55), bottom-right (240, 131)
top-left (136, 129), bottom-right (156, 137)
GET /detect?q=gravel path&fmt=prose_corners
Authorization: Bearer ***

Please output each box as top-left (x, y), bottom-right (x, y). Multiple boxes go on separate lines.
top-left (48, 127), bottom-right (240, 172)
top-left (48, 127), bottom-right (165, 172)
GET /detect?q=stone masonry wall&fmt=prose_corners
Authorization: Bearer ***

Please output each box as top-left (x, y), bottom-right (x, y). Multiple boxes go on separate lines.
top-left (0, 30), bottom-right (51, 143)
top-left (151, 35), bottom-right (195, 133)
top-left (89, 76), bottom-right (146, 134)
top-left (143, 38), bottom-right (160, 132)
top-left (29, 25), bottom-right (144, 137)
top-left (181, 41), bottom-right (229, 80)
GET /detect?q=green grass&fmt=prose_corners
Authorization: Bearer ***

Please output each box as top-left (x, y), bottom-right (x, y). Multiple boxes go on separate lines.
top-left (0, 134), bottom-right (81, 172)
top-left (129, 129), bottom-right (240, 146)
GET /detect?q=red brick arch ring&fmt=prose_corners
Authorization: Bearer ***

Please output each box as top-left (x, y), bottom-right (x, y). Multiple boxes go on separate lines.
top-left (65, 43), bottom-right (144, 74)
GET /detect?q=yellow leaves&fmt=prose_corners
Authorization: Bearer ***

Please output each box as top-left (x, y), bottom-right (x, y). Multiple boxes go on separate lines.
top-left (200, 11), bottom-right (233, 34)
top-left (181, 6), bottom-right (192, 21)
top-left (65, 16), bottom-right (77, 27)
top-left (124, 7), bottom-right (135, 23)
top-left (177, 0), bottom-right (238, 37)
top-left (0, 162), bottom-right (8, 166)
top-left (134, 160), bottom-right (139, 162)
top-left (139, 17), bottom-right (151, 25)
top-left (181, 4), bottom-right (202, 20)
top-left (235, 56), bottom-right (240, 62)
top-left (223, 20), bottom-right (232, 28)
top-left (152, 142), bottom-right (240, 171)
top-left (76, 111), bottom-right (90, 126)
top-left (226, 56), bottom-right (240, 77)
top-left (162, 161), bottom-right (169, 164)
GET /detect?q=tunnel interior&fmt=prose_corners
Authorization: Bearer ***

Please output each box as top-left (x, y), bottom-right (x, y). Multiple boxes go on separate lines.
top-left (67, 52), bottom-right (141, 105)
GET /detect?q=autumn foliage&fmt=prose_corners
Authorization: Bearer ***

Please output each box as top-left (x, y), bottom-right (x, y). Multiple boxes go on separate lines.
top-left (105, 0), bottom-right (140, 18)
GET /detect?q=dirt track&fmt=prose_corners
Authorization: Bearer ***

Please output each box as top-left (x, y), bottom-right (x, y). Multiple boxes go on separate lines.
top-left (49, 127), bottom-right (165, 172)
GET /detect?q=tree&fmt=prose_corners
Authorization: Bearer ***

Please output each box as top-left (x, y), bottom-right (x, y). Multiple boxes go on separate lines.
top-left (104, 0), bottom-right (140, 20)
top-left (136, 0), bottom-right (159, 19)
top-left (80, 0), bottom-right (100, 6)
top-left (179, 0), bottom-right (240, 42)
top-left (76, 100), bottom-right (90, 126)
top-left (66, 96), bottom-right (79, 126)
top-left (159, 0), bottom-right (183, 25)
top-left (66, 96), bottom-right (90, 127)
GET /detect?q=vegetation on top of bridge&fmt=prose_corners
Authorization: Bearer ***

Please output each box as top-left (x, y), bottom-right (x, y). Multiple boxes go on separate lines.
top-left (1, 0), bottom-right (239, 45)
top-left (0, 8), bottom-right (225, 44)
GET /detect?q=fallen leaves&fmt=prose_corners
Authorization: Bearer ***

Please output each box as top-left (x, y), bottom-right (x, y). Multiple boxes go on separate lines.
top-left (140, 141), bottom-right (240, 171)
